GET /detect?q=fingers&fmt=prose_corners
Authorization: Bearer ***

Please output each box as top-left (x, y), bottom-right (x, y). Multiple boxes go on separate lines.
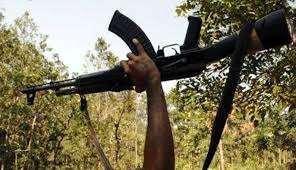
top-left (132, 38), bottom-right (145, 55)
top-left (121, 60), bottom-right (137, 73)
top-left (121, 60), bottom-right (145, 93)
top-left (127, 52), bottom-right (137, 61)
top-left (120, 60), bottom-right (131, 74)
top-left (135, 85), bottom-right (145, 93)
top-left (127, 53), bottom-right (139, 67)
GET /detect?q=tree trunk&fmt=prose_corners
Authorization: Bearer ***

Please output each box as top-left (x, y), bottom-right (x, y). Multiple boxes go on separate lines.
top-left (21, 115), bottom-right (37, 170)
top-left (135, 121), bottom-right (138, 167)
top-left (278, 148), bottom-right (281, 165)
top-left (135, 95), bottom-right (141, 167)
top-left (273, 153), bottom-right (276, 167)
top-left (114, 109), bottom-right (124, 165)
top-left (53, 135), bottom-right (64, 169)
top-left (15, 152), bottom-right (18, 170)
top-left (83, 109), bottom-right (113, 170)
top-left (283, 150), bottom-right (286, 164)
top-left (219, 140), bottom-right (225, 170)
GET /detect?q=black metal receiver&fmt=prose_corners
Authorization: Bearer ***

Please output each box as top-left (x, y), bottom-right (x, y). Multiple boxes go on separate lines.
top-left (21, 9), bottom-right (293, 169)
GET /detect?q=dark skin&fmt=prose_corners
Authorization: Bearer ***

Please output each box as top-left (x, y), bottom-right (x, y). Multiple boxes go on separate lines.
top-left (121, 39), bottom-right (175, 170)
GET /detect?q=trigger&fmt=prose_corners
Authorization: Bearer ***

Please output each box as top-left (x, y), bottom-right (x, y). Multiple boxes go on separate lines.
top-left (171, 48), bottom-right (179, 54)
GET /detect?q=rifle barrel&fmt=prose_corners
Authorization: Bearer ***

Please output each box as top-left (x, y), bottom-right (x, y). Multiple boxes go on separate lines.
top-left (21, 79), bottom-right (76, 94)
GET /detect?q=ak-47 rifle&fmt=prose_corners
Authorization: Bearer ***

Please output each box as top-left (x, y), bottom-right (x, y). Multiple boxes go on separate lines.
top-left (21, 9), bottom-right (293, 104)
top-left (21, 9), bottom-right (294, 169)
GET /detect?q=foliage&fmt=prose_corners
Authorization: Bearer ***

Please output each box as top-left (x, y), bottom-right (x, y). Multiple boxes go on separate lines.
top-left (0, 12), bottom-right (79, 169)
top-left (0, 12), bottom-right (146, 169)
top-left (168, 0), bottom-right (296, 169)
top-left (73, 42), bottom-right (146, 169)
top-left (1, 1), bottom-right (296, 169)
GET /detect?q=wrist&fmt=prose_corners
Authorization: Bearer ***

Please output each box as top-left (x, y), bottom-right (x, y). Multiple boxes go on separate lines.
top-left (146, 75), bottom-right (161, 93)
top-left (147, 72), bottom-right (161, 87)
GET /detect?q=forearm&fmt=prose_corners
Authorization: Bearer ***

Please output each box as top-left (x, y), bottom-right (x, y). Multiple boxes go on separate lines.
top-left (143, 79), bottom-right (175, 170)
top-left (121, 38), bottom-right (175, 169)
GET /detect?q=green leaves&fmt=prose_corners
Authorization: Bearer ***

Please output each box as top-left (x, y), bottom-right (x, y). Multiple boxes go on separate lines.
top-left (83, 37), bottom-right (119, 71)
top-left (0, 12), bottom-right (84, 169)
top-left (170, 0), bottom-right (296, 169)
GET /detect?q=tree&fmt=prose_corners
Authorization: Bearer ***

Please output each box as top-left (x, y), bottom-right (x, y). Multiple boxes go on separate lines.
top-left (59, 37), bottom-right (147, 169)
top-left (0, 12), bottom-right (79, 169)
top-left (167, 0), bottom-right (296, 169)
top-left (0, 12), bottom-right (147, 169)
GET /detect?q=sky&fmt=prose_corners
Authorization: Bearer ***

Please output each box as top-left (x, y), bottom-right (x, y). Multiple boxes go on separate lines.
top-left (1, 0), bottom-right (190, 92)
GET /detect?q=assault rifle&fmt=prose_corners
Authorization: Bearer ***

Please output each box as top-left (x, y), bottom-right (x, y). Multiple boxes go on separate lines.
top-left (21, 9), bottom-right (293, 104)
top-left (22, 9), bottom-right (294, 169)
